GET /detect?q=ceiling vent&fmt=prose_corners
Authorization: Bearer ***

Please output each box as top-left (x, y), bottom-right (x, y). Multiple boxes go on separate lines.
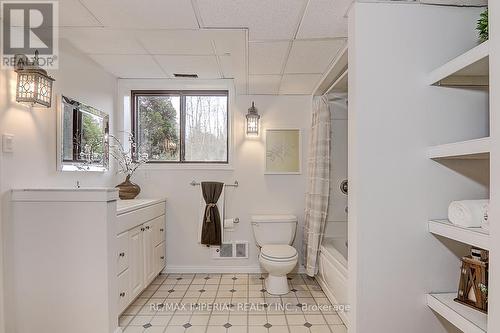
top-left (173, 73), bottom-right (199, 78)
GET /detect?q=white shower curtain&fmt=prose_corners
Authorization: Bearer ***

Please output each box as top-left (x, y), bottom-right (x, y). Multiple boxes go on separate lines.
top-left (303, 96), bottom-right (331, 276)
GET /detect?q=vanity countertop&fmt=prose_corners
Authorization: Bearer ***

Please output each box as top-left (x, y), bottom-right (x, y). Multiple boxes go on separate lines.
top-left (116, 198), bottom-right (166, 215)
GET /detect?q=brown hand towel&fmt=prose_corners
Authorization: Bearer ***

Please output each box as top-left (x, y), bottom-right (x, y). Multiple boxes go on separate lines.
top-left (200, 181), bottom-right (224, 246)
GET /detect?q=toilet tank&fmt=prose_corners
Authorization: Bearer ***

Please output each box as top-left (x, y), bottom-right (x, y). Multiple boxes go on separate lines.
top-left (251, 215), bottom-right (297, 247)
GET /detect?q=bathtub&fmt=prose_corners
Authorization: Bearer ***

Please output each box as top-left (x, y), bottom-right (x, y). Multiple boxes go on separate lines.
top-left (317, 236), bottom-right (349, 327)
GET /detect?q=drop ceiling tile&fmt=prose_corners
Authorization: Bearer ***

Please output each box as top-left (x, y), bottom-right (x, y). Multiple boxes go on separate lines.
top-left (211, 30), bottom-right (247, 81)
top-left (137, 30), bottom-right (214, 55)
top-left (80, 0), bottom-right (198, 29)
top-left (249, 41), bottom-right (290, 75)
top-left (154, 55), bottom-right (220, 79)
top-left (297, 0), bottom-right (351, 39)
top-left (210, 29), bottom-right (246, 55)
top-left (280, 74), bottom-right (322, 94)
top-left (60, 28), bottom-right (147, 54)
top-left (285, 39), bottom-right (345, 74)
top-left (218, 55), bottom-right (234, 78)
top-left (89, 55), bottom-right (166, 78)
top-left (249, 75), bottom-right (281, 95)
top-left (196, 0), bottom-right (306, 40)
top-left (15, 0), bottom-right (101, 26)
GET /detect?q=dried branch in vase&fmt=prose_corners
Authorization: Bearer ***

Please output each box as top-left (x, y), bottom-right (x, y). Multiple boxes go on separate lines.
top-left (109, 133), bottom-right (149, 178)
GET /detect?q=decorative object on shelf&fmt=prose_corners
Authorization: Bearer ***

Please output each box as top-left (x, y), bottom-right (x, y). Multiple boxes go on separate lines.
top-left (455, 250), bottom-right (488, 313)
top-left (471, 247), bottom-right (488, 262)
top-left (110, 133), bottom-right (148, 199)
top-left (265, 128), bottom-right (301, 174)
top-left (246, 101), bottom-right (261, 136)
top-left (477, 8), bottom-right (488, 42)
top-left (14, 50), bottom-right (55, 108)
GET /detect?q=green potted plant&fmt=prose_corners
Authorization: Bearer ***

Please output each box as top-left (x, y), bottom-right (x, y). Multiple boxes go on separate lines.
top-left (477, 9), bottom-right (488, 42)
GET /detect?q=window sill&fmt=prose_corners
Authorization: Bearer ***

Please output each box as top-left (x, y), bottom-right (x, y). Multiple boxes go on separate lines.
top-left (138, 163), bottom-right (235, 171)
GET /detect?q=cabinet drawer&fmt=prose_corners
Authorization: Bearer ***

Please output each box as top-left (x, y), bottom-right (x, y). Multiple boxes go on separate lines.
top-left (154, 241), bottom-right (166, 275)
top-left (117, 231), bottom-right (129, 275)
top-left (117, 268), bottom-right (130, 314)
top-left (117, 202), bottom-right (165, 234)
top-left (152, 215), bottom-right (166, 246)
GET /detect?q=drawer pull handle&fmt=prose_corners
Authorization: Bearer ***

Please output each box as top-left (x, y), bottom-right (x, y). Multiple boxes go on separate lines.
top-left (141, 227), bottom-right (145, 232)
top-left (160, 229), bottom-right (164, 232)
top-left (119, 252), bottom-right (125, 257)
top-left (146, 226), bottom-right (150, 230)
top-left (160, 256), bottom-right (165, 259)
top-left (120, 292), bottom-right (126, 297)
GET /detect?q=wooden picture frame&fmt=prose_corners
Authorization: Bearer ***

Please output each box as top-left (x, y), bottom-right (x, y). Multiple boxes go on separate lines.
top-left (265, 128), bottom-right (302, 175)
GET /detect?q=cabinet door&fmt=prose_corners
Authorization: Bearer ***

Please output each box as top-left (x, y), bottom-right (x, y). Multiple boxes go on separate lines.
top-left (129, 225), bottom-right (144, 300)
top-left (117, 231), bottom-right (129, 275)
top-left (143, 221), bottom-right (156, 285)
top-left (152, 215), bottom-right (166, 246)
top-left (117, 268), bottom-right (130, 314)
top-left (154, 241), bottom-right (166, 275)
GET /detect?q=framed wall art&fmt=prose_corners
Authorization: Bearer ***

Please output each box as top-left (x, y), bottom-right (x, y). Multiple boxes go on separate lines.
top-left (265, 128), bottom-right (301, 174)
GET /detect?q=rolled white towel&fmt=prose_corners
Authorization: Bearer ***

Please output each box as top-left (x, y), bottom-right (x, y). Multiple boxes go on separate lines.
top-left (448, 200), bottom-right (489, 228)
top-left (481, 204), bottom-right (490, 231)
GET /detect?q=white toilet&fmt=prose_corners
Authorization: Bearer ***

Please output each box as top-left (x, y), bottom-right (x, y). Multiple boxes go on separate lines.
top-left (251, 215), bottom-right (298, 295)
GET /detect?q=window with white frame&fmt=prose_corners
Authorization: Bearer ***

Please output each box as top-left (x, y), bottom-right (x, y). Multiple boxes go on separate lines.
top-left (131, 90), bottom-right (229, 163)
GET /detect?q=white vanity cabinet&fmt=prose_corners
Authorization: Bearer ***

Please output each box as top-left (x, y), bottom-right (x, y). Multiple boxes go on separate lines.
top-left (7, 189), bottom-right (166, 333)
top-left (116, 199), bottom-right (167, 314)
top-left (127, 225), bottom-right (144, 302)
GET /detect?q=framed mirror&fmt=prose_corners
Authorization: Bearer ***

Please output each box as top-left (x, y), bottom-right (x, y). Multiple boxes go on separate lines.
top-left (57, 95), bottom-right (109, 172)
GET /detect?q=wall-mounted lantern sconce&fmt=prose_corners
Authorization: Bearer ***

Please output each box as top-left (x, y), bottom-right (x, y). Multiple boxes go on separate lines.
top-left (246, 101), bottom-right (260, 136)
top-left (14, 50), bottom-right (55, 108)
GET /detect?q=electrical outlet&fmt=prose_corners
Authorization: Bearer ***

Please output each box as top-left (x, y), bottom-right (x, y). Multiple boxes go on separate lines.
top-left (2, 134), bottom-right (14, 153)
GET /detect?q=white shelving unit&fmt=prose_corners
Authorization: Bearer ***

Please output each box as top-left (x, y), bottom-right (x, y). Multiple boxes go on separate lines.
top-left (428, 219), bottom-right (489, 250)
top-left (428, 137), bottom-right (490, 160)
top-left (427, 293), bottom-right (487, 333)
top-left (427, 41), bottom-right (489, 86)
top-left (427, 36), bottom-right (491, 331)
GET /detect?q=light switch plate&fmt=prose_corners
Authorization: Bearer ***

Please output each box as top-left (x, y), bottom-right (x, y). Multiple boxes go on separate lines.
top-left (2, 134), bottom-right (14, 153)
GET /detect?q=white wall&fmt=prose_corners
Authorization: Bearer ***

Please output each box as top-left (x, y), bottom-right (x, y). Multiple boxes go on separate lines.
top-left (117, 79), bottom-right (311, 272)
top-left (0, 40), bottom-right (117, 333)
top-left (0, 41), bottom-right (117, 190)
top-left (348, 3), bottom-right (488, 333)
top-left (325, 95), bottom-right (348, 239)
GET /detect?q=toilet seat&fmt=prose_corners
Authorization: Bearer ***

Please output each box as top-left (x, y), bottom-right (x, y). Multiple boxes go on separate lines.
top-left (260, 244), bottom-right (297, 262)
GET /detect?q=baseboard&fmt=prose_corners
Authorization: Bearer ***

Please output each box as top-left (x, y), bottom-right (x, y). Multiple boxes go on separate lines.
top-left (163, 265), bottom-right (306, 274)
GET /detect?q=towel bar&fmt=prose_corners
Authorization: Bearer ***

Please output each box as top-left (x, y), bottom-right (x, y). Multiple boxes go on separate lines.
top-left (189, 180), bottom-right (239, 187)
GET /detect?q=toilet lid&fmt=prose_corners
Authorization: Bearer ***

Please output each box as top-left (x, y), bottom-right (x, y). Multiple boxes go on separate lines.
top-left (261, 245), bottom-right (297, 260)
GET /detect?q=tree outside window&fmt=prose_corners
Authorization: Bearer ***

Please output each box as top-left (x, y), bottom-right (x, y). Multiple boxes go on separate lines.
top-left (132, 90), bottom-right (228, 163)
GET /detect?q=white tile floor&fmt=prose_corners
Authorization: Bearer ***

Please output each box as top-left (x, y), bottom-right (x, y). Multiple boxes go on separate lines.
top-left (120, 273), bottom-right (347, 333)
